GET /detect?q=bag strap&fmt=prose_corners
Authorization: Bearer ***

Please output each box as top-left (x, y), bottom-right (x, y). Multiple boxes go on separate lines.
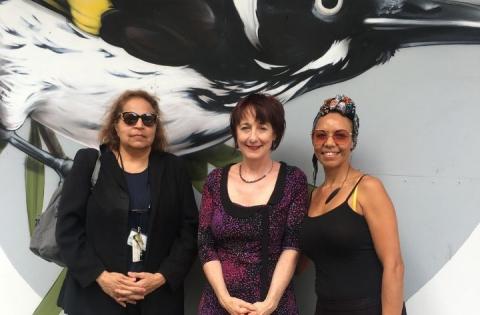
top-left (90, 151), bottom-right (101, 187)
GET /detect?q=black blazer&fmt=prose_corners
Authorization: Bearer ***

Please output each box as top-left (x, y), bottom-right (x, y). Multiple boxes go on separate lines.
top-left (56, 147), bottom-right (198, 315)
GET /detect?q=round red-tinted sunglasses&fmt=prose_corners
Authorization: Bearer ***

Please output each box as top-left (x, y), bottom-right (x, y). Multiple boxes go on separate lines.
top-left (120, 112), bottom-right (157, 127)
top-left (312, 129), bottom-right (352, 145)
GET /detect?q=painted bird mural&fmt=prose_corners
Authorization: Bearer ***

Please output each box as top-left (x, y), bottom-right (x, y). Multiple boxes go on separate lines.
top-left (1, 1), bottom-right (480, 314)
top-left (1, 0), bottom-right (480, 171)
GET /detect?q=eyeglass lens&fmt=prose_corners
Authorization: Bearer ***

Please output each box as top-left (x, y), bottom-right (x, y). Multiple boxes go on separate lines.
top-left (313, 130), bottom-right (351, 144)
top-left (121, 112), bottom-right (157, 127)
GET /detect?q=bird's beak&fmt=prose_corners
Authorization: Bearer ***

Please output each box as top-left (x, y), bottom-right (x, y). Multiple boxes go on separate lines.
top-left (364, 0), bottom-right (480, 47)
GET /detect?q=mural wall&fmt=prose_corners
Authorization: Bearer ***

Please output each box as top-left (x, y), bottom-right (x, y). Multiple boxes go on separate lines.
top-left (1, 0), bottom-right (480, 314)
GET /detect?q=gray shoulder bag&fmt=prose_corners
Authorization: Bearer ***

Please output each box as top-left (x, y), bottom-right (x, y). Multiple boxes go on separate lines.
top-left (29, 152), bottom-right (101, 266)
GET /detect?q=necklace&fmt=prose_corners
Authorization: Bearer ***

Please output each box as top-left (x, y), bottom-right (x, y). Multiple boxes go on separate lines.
top-left (324, 166), bottom-right (350, 204)
top-left (239, 161), bottom-right (274, 184)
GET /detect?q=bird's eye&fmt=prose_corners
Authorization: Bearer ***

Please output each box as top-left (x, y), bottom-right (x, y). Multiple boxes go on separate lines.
top-left (314, 0), bottom-right (343, 16)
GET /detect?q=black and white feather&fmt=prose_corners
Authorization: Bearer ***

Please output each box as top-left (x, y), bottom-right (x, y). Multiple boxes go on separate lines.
top-left (1, 0), bottom-right (480, 155)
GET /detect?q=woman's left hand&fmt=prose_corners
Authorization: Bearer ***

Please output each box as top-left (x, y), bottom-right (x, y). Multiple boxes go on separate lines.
top-left (247, 300), bottom-right (276, 315)
top-left (127, 272), bottom-right (166, 296)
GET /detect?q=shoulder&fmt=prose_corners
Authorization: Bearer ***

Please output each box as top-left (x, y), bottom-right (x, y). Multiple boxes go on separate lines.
top-left (283, 162), bottom-right (307, 184)
top-left (75, 147), bottom-right (99, 159)
top-left (66, 148), bottom-right (100, 182)
top-left (357, 175), bottom-right (393, 213)
top-left (202, 167), bottom-right (223, 193)
top-left (206, 167), bottom-right (223, 183)
top-left (153, 150), bottom-right (178, 162)
top-left (151, 151), bottom-right (186, 169)
top-left (358, 175), bottom-right (386, 195)
top-left (72, 148), bottom-right (99, 166)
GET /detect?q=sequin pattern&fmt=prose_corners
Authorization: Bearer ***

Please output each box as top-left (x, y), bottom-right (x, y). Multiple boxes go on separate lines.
top-left (198, 163), bottom-right (308, 314)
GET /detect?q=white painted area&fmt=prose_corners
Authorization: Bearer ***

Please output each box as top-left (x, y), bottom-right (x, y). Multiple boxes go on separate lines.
top-left (275, 44), bottom-right (480, 314)
top-left (1, 0), bottom-right (480, 314)
top-left (0, 132), bottom-right (63, 315)
top-left (406, 224), bottom-right (480, 315)
top-left (0, 247), bottom-right (41, 315)
top-left (0, 0), bottom-right (231, 152)
top-left (313, 0), bottom-right (344, 16)
top-left (292, 39), bottom-right (351, 75)
top-left (233, 0), bottom-right (261, 49)
top-left (365, 18), bottom-right (480, 29)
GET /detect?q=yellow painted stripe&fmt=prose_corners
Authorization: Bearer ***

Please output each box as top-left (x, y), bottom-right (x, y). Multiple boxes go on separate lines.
top-left (68, 0), bottom-right (111, 35)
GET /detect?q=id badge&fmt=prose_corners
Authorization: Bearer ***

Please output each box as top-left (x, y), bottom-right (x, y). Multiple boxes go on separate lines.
top-left (127, 229), bottom-right (147, 262)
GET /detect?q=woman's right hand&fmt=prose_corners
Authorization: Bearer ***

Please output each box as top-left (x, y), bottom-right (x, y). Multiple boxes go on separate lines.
top-left (219, 295), bottom-right (256, 315)
top-left (96, 271), bottom-right (146, 307)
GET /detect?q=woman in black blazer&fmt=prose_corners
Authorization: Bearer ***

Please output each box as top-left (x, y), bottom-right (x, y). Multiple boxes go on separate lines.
top-left (56, 90), bottom-right (198, 315)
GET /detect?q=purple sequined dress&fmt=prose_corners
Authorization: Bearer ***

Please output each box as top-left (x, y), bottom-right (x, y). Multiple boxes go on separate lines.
top-left (198, 162), bottom-right (307, 315)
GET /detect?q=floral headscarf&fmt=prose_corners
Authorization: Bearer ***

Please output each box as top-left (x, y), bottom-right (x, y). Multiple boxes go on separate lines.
top-left (311, 95), bottom-right (360, 183)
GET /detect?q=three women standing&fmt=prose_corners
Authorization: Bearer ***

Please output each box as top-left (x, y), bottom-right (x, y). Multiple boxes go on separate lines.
top-left (299, 95), bottom-right (406, 315)
top-left (198, 94), bottom-right (308, 314)
top-left (56, 89), bottom-right (406, 315)
top-left (56, 90), bottom-right (198, 315)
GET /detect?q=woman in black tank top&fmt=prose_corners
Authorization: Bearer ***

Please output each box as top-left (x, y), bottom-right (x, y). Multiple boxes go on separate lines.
top-left (298, 95), bottom-right (407, 315)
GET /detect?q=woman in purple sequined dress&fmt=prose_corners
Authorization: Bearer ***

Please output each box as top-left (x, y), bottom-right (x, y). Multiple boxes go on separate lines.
top-left (198, 94), bottom-right (308, 315)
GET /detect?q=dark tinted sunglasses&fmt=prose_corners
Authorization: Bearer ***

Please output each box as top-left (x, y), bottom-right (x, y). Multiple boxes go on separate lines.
top-left (120, 112), bottom-right (157, 127)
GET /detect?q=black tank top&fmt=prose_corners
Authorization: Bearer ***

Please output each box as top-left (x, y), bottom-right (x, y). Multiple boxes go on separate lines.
top-left (299, 176), bottom-right (383, 300)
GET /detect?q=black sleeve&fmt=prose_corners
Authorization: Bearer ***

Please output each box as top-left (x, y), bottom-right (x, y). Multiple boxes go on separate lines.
top-left (157, 157), bottom-right (199, 291)
top-left (56, 149), bottom-right (105, 288)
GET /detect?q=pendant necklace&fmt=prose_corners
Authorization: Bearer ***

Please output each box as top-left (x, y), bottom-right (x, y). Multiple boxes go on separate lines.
top-left (239, 160), bottom-right (274, 184)
top-left (324, 166), bottom-right (350, 204)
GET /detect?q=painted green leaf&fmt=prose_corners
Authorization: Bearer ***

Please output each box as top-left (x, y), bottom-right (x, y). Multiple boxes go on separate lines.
top-left (184, 157), bottom-right (208, 192)
top-left (25, 121), bottom-right (45, 235)
top-left (184, 144), bottom-right (241, 192)
top-left (38, 124), bottom-right (66, 159)
top-left (191, 144), bottom-right (241, 168)
top-left (0, 140), bottom-right (6, 155)
top-left (32, 269), bottom-right (66, 315)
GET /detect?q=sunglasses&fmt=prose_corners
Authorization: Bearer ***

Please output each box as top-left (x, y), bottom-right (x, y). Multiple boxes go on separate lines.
top-left (312, 129), bottom-right (352, 145)
top-left (120, 112), bottom-right (157, 127)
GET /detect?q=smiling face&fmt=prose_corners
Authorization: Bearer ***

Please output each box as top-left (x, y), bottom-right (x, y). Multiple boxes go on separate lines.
top-left (312, 112), bottom-right (353, 169)
top-left (236, 108), bottom-right (276, 162)
top-left (115, 96), bottom-right (157, 152)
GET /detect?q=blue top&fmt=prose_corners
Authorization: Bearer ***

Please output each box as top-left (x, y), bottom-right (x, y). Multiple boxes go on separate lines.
top-left (125, 168), bottom-right (150, 271)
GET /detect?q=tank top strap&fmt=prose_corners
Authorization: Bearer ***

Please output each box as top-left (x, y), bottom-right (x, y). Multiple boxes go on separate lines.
top-left (345, 174), bottom-right (367, 201)
top-left (308, 188), bottom-right (314, 206)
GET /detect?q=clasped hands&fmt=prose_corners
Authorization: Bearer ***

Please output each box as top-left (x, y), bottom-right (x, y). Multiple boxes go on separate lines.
top-left (220, 295), bottom-right (277, 315)
top-left (96, 271), bottom-right (166, 307)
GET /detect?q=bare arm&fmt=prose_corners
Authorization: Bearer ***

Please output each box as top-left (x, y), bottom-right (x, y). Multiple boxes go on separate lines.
top-left (359, 176), bottom-right (405, 315)
top-left (198, 172), bottom-right (255, 314)
top-left (250, 249), bottom-right (299, 315)
top-left (252, 169), bottom-right (308, 314)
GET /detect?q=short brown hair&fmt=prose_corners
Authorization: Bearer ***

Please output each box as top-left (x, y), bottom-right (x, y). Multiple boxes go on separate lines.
top-left (99, 90), bottom-right (168, 152)
top-left (230, 93), bottom-right (285, 150)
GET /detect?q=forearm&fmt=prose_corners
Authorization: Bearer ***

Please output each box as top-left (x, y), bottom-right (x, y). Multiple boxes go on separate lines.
top-left (381, 262), bottom-right (405, 315)
top-left (203, 260), bottom-right (231, 306)
top-left (264, 249), bottom-right (299, 308)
